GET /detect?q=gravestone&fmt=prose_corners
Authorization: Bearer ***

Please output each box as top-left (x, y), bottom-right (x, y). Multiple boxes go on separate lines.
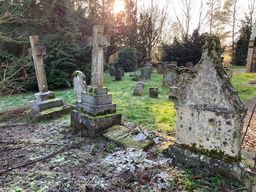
top-left (71, 25), bottom-right (121, 137)
top-left (72, 71), bottom-right (87, 103)
top-left (29, 35), bottom-right (69, 121)
top-left (149, 88), bottom-right (159, 98)
top-left (141, 67), bottom-right (151, 81)
top-left (157, 62), bottom-right (164, 74)
top-left (133, 81), bottom-right (144, 96)
top-left (246, 20), bottom-right (256, 73)
top-left (169, 36), bottom-right (248, 181)
top-left (109, 67), bottom-right (115, 76)
top-left (115, 68), bottom-right (122, 81)
top-left (162, 62), bottom-right (178, 87)
top-left (145, 61), bottom-right (153, 73)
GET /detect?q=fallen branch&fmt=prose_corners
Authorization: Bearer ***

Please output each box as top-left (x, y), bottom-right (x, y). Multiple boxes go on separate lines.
top-left (0, 123), bottom-right (29, 129)
top-left (0, 140), bottom-right (65, 147)
top-left (0, 140), bottom-right (84, 176)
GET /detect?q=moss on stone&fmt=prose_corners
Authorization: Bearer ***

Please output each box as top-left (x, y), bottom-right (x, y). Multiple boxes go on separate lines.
top-left (180, 144), bottom-right (241, 163)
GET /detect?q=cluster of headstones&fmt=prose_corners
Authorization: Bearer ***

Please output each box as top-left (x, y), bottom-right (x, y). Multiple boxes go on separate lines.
top-left (132, 60), bottom-right (159, 98)
top-left (28, 26), bottom-right (249, 183)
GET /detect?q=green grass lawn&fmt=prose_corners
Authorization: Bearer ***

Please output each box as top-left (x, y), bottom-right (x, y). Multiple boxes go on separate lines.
top-left (0, 71), bottom-right (255, 132)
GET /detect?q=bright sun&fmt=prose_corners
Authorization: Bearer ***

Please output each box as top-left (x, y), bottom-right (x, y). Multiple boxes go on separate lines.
top-left (114, 0), bottom-right (125, 14)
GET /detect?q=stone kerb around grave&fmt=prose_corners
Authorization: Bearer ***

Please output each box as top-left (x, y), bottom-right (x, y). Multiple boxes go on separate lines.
top-left (168, 36), bottom-right (249, 182)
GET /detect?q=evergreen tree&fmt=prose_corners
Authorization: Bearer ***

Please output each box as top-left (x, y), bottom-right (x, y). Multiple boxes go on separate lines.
top-left (233, 17), bottom-right (252, 66)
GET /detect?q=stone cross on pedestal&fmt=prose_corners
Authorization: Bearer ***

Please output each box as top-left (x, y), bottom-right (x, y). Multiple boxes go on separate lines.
top-left (91, 25), bottom-right (110, 88)
top-left (28, 35), bottom-right (69, 121)
top-left (29, 35), bottom-right (48, 93)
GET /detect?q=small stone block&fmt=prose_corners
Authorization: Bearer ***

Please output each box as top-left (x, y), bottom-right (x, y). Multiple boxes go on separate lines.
top-left (149, 88), bottom-right (159, 98)
top-left (87, 86), bottom-right (108, 95)
top-left (35, 46), bottom-right (46, 56)
top-left (35, 98), bottom-right (64, 112)
top-left (77, 103), bottom-right (117, 116)
top-left (34, 91), bottom-right (55, 102)
top-left (71, 110), bottom-right (121, 137)
top-left (31, 105), bottom-right (73, 121)
top-left (81, 93), bottom-right (112, 106)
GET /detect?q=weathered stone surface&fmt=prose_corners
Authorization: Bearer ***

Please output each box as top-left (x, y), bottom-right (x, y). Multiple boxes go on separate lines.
top-left (141, 67), bottom-right (151, 81)
top-left (157, 62), bottom-right (164, 74)
top-left (32, 98), bottom-right (64, 113)
top-left (77, 102), bottom-right (117, 117)
top-left (91, 25), bottom-right (110, 88)
top-left (71, 111), bottom-right (121, 137)
top-left (34, 91), bottom-right (55, 102)
top-left (29, 35), bottom-right (48, 93)
top-left (73, 71), bottom-right (87, 103)
top-left (145, 61), bottom-right (153, 73)
top-left (168, 144), bottom-right (250, 185)
top-left (103, 126), bottom-right (153, 150)
top-left (115, 68), bottom-right (122, 81)
top-left (172, 36), bottom-right (247, 158)
top-left (162, 64), bottom-right (178, 87)
top-left (81, 93), bottom-right (112, 106)
top-left (32, 105), bottom-right (72, 122)
top-left (246, 20), bottom-right (256, 72)
top-left (149, 88), bottom-right (159, 98)
top-left (133, 81), bottom-right (144, 96)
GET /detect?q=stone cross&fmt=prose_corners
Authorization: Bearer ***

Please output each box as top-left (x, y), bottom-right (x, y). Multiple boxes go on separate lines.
top-left (91, 25), bottom-right (110, 88)
top-left (29, 35), bottom-right (48, 93)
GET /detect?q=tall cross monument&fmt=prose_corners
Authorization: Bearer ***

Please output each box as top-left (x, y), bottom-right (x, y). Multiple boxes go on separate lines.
top-left (246, 20), bottom-right (256, 73)
top-left (29, 35), bottom-right (68, 121)
top-left (71, 25), bottom-right (121, 137)
top-left (91, 25), bottom-right (110, 88)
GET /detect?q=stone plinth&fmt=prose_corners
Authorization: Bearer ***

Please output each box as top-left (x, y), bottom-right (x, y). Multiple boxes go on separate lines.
top-left (71, 87), bottom-right (121, 137)
top-left (30, 91), bottom-right (71, 121)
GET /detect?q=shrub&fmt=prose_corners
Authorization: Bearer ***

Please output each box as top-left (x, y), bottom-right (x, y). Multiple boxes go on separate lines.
top-left (115, 47), bottom-right (138, 72)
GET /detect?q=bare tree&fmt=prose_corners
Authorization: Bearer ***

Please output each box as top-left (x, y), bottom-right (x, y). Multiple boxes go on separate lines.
top-left (137, 0), bottom-right (168, 59)
top-left (247, 0), bottom-right (256, 25)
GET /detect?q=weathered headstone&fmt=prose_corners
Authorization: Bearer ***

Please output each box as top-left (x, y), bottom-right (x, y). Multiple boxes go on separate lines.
top-left (145, 61), bottom-right (153, 73)
top-left (246, 20), bottom-right (256, 73)
top-left (149, 88), bottom-right (159, 98)
top-left (133, 81), bottom-right (144, 96)
top-left (72, 71), bottom-right (87, 103)
top-left (115, 68), bottom-right (122, 81)
top-left (71, 25), bottom-right (121, 137)
top-left (109, 67), bottom-right (115, 76)
top-left (157, 62), bottom-right (164, 74)
top-left (169, 36), bottom-right (248, 181)
top-left (162, 63), bottom-right (178, 87)
top-left (29, 35), bottom-right (69, 121)
top-left (141, 67), bottom-right (151, 81)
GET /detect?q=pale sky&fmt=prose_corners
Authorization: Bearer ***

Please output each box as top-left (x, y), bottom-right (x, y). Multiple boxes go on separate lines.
top-left (137, 0), bottom-right (256, 44)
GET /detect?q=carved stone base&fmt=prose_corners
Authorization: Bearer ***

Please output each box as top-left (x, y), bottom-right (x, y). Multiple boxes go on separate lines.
top-left (168, 144), bottom-right (251, 187)
top-left (71, 110), bottom-right (121, 137)
top-left (30, 91), bottom-right (70, 121)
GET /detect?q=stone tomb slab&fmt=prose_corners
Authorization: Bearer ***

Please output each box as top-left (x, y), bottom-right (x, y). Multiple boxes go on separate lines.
top-left (103, 125), bottom-right (153, 150)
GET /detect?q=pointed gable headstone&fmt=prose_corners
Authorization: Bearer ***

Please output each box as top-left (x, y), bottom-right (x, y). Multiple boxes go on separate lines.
top-left (169, 36), bottom-right (249, 182)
